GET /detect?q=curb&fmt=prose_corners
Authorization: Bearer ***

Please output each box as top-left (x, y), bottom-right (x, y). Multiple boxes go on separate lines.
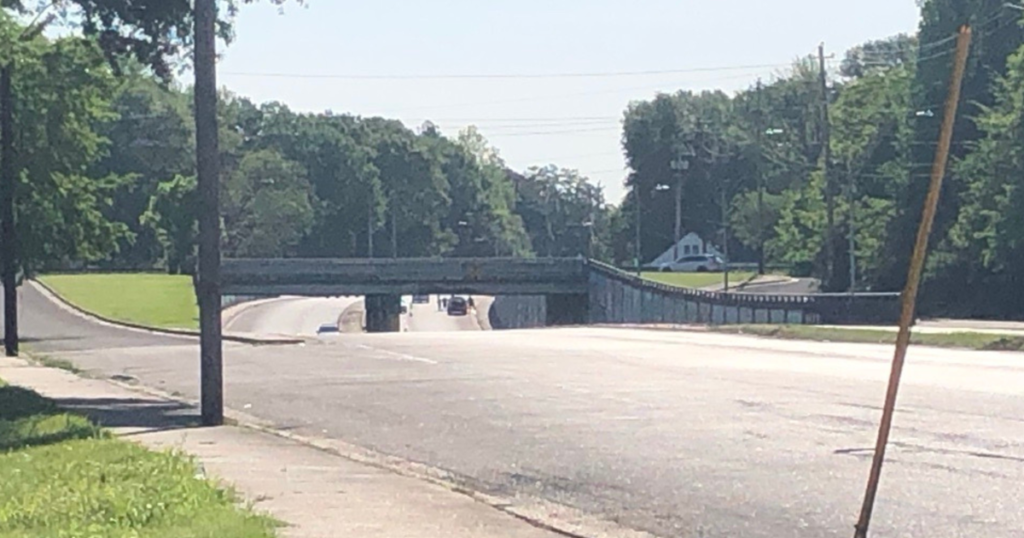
top-left (31, 279), bottom-right (303, 346)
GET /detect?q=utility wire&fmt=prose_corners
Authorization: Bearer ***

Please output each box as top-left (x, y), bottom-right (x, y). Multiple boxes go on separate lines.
top-left (221, 62), bottom-right (795, 81)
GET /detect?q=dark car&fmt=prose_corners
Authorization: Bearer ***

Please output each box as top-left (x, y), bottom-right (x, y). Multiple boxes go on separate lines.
top-left (317, 323), bottom-right (340, 335)
top-left (447, 296), bottom-right (468, 316)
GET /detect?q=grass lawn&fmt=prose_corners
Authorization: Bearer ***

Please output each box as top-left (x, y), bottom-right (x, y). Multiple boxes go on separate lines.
top-left (711, 325), bottom-right (1024, 351)
top-left (0, 379), bottom-right (277, 538)
top-left (39, 273), bottom-right (198, 330)
top-left (642, 271), bottom-right (757, 289)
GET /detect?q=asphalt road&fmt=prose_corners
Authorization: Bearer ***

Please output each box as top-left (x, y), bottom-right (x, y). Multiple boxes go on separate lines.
top-left (224, 296), bottom-right (363, 337)
top-left (225, 294), bottom-right (481, 336)
top-left (8, 283), bottom-right (191, 353)
top-left (10, 285), bottom-right (1024, 537)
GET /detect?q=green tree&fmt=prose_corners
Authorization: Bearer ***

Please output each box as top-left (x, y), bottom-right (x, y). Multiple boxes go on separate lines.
top-left (0, 17), bottom-right (132, 271)
top-left (222, 149), bottom-right (315, 258)
top-left (515, 166), bottom-right (608, 258)
top-left (945, 40), bottom-right (1024, 315)
top-left (91, 72), bottom-right (195, 268)
top-left (880, 0), bottom-right (1024, 295)
top-left (141, 174), bottom-right (197, 274)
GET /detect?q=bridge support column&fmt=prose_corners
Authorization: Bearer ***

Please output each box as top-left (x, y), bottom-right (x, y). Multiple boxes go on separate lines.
top-left (545, 293), bottom-right (589, 327)
top-left (365, 294), bottom-right (401, 333)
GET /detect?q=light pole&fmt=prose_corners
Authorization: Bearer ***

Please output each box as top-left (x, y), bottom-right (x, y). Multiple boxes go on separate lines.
top-left (670, 157), bottom-right (689, 261)
top-left (581, 221), bottom-right (594, 259)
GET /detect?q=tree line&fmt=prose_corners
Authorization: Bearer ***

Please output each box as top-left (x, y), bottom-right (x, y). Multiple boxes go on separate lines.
top-left (3, 14), bottom-right (610, 275)
top-left (8, 0), bottom-right (1024, 318)
top-left (611, 0), bottom-right (1024, 318)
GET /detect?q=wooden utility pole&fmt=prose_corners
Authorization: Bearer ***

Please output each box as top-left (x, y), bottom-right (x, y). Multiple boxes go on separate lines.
top-left (634, 181), bottom-right (642, 275)
top-left (754, 79), bottom-right (766, 275)
top-left (194, 0), bottom-right (223, 427)
top-left (1, 62), bottom-right (16, 357)
top-left (848, 171), bottom-right (857, 294)
top-left (852, 25), bottom-right (971, 538)
top-left (391, 209), bottom-right (398, 258)
top-left (721, 187), bottom-right (730, 292)
top-left (819, 43), bottom-right (835, 289)
top-left (367, 205), bottom-right (374, 258)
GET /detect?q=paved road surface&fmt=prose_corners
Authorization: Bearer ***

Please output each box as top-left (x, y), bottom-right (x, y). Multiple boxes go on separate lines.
top-left (225, 294), bottom-right (481, 336)
top-left (9, 285), bottom-right (1024, 537)
top-left (407, 295), bottom-right (481, 333)
top-left (8, 283), bottom-right (190, 352)
top-left (224, 296), bottom-right (363, 337)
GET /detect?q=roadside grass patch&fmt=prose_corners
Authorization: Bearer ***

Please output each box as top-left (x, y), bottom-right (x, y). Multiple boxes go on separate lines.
top-left (39, 273), bottom-right (198, 330)
top-left (712, 325), bottom-right (1024, 351)
top-left (31, 356), bottom-right (81, 374)
top-left (0, 380), bottom-right (278, 537)
top-left (642, 271), bottom-right (756, 289)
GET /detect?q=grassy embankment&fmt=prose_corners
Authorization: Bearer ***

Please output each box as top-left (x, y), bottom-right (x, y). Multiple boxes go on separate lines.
top-left (39, 273), bottom-right (198, 330)
top-left (640, 271), bottom-right (757, 289)
top-left (0, 379), bottom-right (277, 537)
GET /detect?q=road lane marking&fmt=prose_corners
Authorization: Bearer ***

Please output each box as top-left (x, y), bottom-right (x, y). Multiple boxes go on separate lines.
top-left (354, 344), bottom-right (438, 365)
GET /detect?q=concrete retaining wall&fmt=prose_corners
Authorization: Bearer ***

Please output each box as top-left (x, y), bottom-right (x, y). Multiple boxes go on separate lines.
top-left (487, 296), bottom-right (547, 330)
top-left (587, 262), bottom-right (901, 326)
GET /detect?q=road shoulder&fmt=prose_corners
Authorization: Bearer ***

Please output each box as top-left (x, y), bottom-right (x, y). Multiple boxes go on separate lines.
top-left (0, 355), bottom-right (568, 538)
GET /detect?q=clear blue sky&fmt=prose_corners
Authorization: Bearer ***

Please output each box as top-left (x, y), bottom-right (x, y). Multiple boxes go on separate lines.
top-left (217, 1), bottom-right (921, 202)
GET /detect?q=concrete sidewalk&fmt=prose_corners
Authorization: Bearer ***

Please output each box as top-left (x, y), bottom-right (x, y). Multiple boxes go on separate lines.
top-left (0, 356), bottom-right (561, 538)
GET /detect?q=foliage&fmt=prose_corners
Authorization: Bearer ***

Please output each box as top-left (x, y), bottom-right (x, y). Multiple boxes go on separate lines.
top-left (222, 149), bottom-right (314, 258)
top-left (1, 16), bottom-right (131, 272)
top-left (514, 165), bottom-right (608, 259)
top-left (0, 381), bottom-right (277, 537)
top-left (142, 175), bottom-right (197, 275)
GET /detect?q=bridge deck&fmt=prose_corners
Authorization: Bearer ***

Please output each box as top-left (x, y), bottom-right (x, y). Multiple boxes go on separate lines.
top-left (221, 258), bottom-right (589, 296)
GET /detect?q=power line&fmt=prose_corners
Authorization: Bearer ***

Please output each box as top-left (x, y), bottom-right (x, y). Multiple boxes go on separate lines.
top-left (485, 126), bottom-right (620, 137)
top-left (371, 70), bottom-right (777, 114)
top-left (413, 116), bottom-right (617, 123)
top-left (220, 62), bottom-right (795, 81)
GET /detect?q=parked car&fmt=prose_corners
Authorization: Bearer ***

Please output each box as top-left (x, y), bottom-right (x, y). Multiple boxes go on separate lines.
top-left (447, 296), bottom-right (469, 316)
top-left (317, 323), bottom-right (340, 335)
top-left (655, 255), bottom-right (724, 273)
top-left (412, 294), bottom-right (430, 304)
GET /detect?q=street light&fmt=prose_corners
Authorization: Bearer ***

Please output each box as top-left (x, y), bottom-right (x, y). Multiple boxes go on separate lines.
top-left (581, 221), bottom-right (594, 259)
top-left (670, 155), bottom-right (691, 261)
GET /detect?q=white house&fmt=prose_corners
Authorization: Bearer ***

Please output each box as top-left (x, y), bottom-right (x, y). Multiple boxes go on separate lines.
top-left (648, 232), bottom-right (723, 267)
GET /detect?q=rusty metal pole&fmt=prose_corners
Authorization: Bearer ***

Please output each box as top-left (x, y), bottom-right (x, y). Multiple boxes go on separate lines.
top-left (852, 25), bottom-right (971, 538)
top-left (195, 0), bottom-right (223, 427)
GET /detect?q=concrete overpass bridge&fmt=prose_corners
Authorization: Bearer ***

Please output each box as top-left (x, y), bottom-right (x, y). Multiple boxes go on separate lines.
top-left (221, 258), bottom-right (901, 333)
top-left (222, 258), bottom-right (590, 331)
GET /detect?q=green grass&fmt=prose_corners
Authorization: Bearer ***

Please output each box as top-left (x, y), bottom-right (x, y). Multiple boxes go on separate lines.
top-left (31, 356), bottom-right (82, 374)
top-left (0, 379), bottom-right (278, 538)
top-left (40, 274), bottom-right (198, 330)
top-left (642, 271), bottom-right (757, 289)
top-left (711, 325), bottom-right (1024, 351)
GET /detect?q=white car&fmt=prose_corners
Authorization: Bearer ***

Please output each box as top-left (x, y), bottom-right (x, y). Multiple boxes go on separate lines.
top-left (655, 255), bottom-right (724, 273)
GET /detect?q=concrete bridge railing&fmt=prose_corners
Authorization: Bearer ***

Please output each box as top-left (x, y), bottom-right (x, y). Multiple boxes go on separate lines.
top-left (585, 261), bottom-right (901, 327)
